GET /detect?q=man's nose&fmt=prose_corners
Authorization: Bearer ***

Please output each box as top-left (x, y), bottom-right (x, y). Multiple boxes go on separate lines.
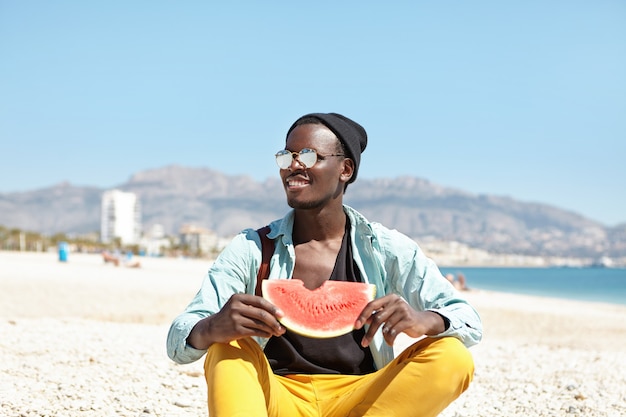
top-left (289, 154), bottom-right (306, 170)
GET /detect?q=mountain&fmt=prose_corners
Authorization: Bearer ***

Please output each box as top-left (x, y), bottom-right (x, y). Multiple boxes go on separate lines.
top-left (1, 165), bottom-right (624, 258)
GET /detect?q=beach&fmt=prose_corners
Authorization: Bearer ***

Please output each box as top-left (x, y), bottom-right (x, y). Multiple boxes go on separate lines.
top-left (1, 251), bottom-right (625, 417)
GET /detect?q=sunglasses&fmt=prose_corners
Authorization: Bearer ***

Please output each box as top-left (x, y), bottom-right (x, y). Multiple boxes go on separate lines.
top-left (275, 148), bottom-right (345, 169)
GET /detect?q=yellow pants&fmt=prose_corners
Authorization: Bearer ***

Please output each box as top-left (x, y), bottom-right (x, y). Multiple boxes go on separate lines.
top-left (204, 336), bottom-right (474, 417)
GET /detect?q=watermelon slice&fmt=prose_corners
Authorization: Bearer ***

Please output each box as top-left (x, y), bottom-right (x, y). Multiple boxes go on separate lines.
top-left (262, 279), bottom-right (376, 338)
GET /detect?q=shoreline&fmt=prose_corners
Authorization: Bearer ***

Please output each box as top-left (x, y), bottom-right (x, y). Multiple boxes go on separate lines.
top-left (439, 265), bottom-right (626, 307)
top-left (2, 250), bottom-right (625, 416)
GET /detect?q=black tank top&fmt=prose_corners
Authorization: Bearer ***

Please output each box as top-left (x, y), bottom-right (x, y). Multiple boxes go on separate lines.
top-left (263, 217), bottom-right (376, 375)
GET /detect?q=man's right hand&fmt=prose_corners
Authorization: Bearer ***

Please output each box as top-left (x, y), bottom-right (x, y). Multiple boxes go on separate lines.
top-left (187, 293), bottom-right (286, 350)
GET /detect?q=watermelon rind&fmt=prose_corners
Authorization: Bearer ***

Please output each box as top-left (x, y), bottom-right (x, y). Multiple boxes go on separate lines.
top-left (262, 279), bottom-right (376, 339)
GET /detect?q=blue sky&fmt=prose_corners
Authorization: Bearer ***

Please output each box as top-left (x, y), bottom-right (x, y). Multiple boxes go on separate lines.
top-left (1, 1), bottom-right (625, 226)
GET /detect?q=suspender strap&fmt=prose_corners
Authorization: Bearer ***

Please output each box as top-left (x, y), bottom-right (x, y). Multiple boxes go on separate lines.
top-left (255, 225), bottom-right (273, 296)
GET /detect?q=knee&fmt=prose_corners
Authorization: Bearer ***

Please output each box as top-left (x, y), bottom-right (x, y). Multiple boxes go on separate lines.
top-left (437, 337), bottom-right (474, 370)
top-left (204, 339), bottom-right (271, 386)
top-left (428, 337), bottom-right (475, 394)
top-left (403, 337), bottom-right (474, 391)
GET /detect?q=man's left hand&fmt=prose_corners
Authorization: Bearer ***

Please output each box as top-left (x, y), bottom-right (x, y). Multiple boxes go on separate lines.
top-left (354, 294), bottom-right (446, 347)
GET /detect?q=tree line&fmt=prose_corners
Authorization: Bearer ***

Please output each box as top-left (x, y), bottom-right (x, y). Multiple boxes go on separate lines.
top-left (0, 225), bottom-right (218, 259)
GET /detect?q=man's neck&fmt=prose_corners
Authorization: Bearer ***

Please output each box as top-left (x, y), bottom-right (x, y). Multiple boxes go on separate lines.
top-left (292, 206), bottom-right (346, 244)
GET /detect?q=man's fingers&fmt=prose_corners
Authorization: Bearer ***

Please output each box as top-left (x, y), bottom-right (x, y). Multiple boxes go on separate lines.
top-left (358, 296), bottom-right (409, 347)
top-left (237, 294), bottom-right (284, 318)
top-left (360, 308), bottom-right (389, 347)
top-left (225, 294), bottom-right (286, 338)
top-left (355, 300), bottom-right (385, 329)
top-left (239, 316), bottom-right (284, 338)
top-left (240, 303), bottom-right (285, 334)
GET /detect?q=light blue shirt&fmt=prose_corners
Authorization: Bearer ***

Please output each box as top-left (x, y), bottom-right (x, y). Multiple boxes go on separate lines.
top-left (167, 205), bottom-right (483, 369)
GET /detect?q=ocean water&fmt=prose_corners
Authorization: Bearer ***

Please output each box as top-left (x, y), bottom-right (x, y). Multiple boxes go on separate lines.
top-left (439, 267), bottom-right (626, 306)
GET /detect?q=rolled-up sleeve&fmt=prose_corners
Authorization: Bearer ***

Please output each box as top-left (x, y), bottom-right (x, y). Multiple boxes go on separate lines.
top-left (427, 302), bottom-right (483, 347)
top-left (167, 310), bottom-right (210, 364)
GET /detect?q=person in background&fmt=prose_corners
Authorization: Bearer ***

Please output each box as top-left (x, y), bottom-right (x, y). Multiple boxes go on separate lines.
top-left (446, 272), bottom-right (469, 291)
top-left (167, 112), bottom-right (483, 417)
top-left (456, 272), bottom-right (468, 291)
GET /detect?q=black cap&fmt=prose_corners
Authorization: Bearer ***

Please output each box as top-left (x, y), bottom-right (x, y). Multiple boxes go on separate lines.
top-left (286, 112), bottom-right (368, 183)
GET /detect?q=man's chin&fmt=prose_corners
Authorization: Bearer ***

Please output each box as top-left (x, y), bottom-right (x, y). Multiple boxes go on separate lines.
top-left (286, 198), bottom-right (321, 210)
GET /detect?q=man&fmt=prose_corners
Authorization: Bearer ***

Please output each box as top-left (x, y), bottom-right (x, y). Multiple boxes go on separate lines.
top-left (167, 112), bottom-right (483, 416)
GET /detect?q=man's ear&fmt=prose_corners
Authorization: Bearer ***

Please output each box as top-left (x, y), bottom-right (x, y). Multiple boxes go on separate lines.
top-left (340, 158), bottom-right (355, 183)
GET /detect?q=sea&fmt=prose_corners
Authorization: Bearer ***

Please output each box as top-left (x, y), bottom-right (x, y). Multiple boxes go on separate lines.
top-left (438, 267), bottom-right (626, 306)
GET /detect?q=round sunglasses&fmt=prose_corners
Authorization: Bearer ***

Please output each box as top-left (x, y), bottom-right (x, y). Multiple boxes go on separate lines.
top-left (275, 148), bottom-right (345, 169)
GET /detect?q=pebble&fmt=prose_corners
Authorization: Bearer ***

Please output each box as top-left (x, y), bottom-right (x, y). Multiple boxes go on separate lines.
top-left (1, 319), bottom-right (207, 417)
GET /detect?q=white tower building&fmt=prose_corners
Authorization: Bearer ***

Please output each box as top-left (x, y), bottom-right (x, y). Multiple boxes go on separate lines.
top-left (101, 190), bottom-right (142, 245)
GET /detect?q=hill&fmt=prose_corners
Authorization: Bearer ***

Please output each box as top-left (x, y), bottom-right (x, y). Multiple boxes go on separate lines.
top-left (1, 165), bottom-right (624, 258)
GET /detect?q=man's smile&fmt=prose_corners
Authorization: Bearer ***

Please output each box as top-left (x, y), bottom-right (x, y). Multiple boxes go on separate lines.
top-left (286, 175), bottom-right (310, 188)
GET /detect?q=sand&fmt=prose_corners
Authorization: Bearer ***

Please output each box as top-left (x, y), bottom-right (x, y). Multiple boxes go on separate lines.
top-left (1, 250), bottom-right (625, 417)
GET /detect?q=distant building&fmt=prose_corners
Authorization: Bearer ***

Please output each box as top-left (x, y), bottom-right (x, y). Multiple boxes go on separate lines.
top-left (179, 224), bottom-right (219, 255)
top-left (101, 190), bottom-right (141, 245)
top-left (148, 223), bottom-right (165, 240)
top-left (140, 223), bottom-right (170, 256)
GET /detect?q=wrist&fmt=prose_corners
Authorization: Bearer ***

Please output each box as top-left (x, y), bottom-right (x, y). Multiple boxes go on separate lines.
top-left (425, 311), bottom-right (449, 335)
top-left (187, 316), bottom-right (213, 350)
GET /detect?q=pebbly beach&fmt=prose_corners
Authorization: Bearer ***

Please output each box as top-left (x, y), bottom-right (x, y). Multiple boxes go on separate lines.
top-left (1, 250), bottom-right (625, 417)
